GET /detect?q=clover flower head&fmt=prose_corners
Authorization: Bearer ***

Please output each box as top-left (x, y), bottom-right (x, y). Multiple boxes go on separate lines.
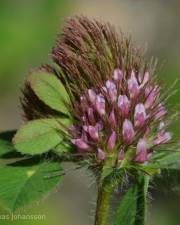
top-left (21, 16), bottom-right (176, 168)
top-left (69, 66), bottom-right (171, 164)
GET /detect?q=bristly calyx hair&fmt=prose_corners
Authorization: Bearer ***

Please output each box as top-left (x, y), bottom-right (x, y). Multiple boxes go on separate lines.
top-left (10, 16), bottom-right (180, 225)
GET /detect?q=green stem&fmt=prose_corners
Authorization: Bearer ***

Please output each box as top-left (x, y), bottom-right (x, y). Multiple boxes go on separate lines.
top-left (135, 175), bottom-right (150, 225)
top-left (94, 181), bottom-right (114, 225)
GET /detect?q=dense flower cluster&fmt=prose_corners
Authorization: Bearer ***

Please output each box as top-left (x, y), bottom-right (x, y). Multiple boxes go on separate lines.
top-left (70, 68), bottom-right (171, 164)
top-left (22, 16), bottom-right (173, 166)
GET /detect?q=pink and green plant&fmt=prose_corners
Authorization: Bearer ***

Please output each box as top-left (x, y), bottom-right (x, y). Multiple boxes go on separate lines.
top-left (0, 16), bottom-right (180, 225)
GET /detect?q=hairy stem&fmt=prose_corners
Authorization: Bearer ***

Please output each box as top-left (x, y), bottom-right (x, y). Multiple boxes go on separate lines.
top-left (135, 175), bottom-right (150, 225)
top-left (94, 181), bottom-right (114, 225)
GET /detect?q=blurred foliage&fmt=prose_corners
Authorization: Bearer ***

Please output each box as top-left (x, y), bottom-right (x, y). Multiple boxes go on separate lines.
top-left (0, 0), bottom-right (70, 95)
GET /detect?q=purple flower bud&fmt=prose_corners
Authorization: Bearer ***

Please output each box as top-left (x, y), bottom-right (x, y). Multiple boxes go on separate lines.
top-left (118, 95), bottom-right (130, 117)
top-left (155, 104), bottom-right (167, 120)
top-left (128, 70), bottom-right (139, 98)
top-left (88, 89), bottom-right (96, 104)
top-left (134, 103), bottom-right (147, 127)
top-left (113, 68), bottom-right (123, 81)
top-left (88, 125), bottom-right (99, 141)
top-left (97, 148), bottom-right (105, 161)
top-left (71, 138), bottom-right (90, 150)
top-left (108, 131), bottom-right (116, 151)
top-left (135, 138), bottom-right (148, 163)
top-left (95, 94), bottom-right (106, 115)
top-left (118, 148), bottom-right (125, 160)
top-left (137, 138), bottom-right (147, 152)
top-left (109, 108), bottom-right (116, 129)
top-left (106, 80), bottom-right (117, 102)
top-left (87, 107), bottom-right (95, 124)
top-left (145, 85), bottom-right (160, 109)
top-left (122, 119), bottom-right (135, 144)
top-left (153, 132), bottom-right (171, 145)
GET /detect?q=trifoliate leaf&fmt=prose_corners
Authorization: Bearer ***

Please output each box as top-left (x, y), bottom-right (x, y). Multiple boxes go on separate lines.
top-left (28, 71), bottom-right (70, 115)
top-left (0, 161), bottom-right (63, 211)
top-left (13, 118), bottom-right (70, 155)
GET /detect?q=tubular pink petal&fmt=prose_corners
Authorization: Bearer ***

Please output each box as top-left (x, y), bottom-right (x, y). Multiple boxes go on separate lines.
top-left (108, 131), bottom-right (116, 151)
top-left (106, 80), bottom-right (117, 102)
top-left (137, 138), bottom-right (147, 153)
top-left (72, 139), bottom-right (90, 150)
top-left (109, 108), bottom-right (116, 129)
top-left (122, 119), bottom-right (135, 144)
top-left (135, 150), bottom-right (148, 163)
top-left (97, 148), bottom-right (105, 161)
top-left (95, 94), bottom-right (106, 115)
top-left (128, 70), bottom-right (139, 98)
top-left (88, 125), bottom-right (99, 141)
top-left (135, 138), bottom-right (148, 163)
top-left (118, 95), bottom-right (130, 117)
top-left (134, 103), bottom-right (147, 127)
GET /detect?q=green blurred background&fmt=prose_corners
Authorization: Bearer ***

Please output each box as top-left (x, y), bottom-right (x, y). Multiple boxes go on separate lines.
top-left (0, 0), bottom-right (180, 225)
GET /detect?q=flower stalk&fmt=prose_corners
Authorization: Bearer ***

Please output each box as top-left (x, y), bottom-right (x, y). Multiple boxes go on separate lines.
top-left (95, 180), bottom-right (114, 225)
top-left (135, 175), bottom-right (150, 225)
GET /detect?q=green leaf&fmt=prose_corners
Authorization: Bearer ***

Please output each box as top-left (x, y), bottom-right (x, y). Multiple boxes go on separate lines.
top-left (0, 131), bottom-right (16, 157)
top-left (0, 161), bottom-right (63, 211)
top-left (13, 118), bottom-right (70, 155)
top-left (114, 175), bottom-right (150, 225)
top-left (28, 71), bottom-right (70, 115)
top-left (114, 184), bottom-right (138, 225)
